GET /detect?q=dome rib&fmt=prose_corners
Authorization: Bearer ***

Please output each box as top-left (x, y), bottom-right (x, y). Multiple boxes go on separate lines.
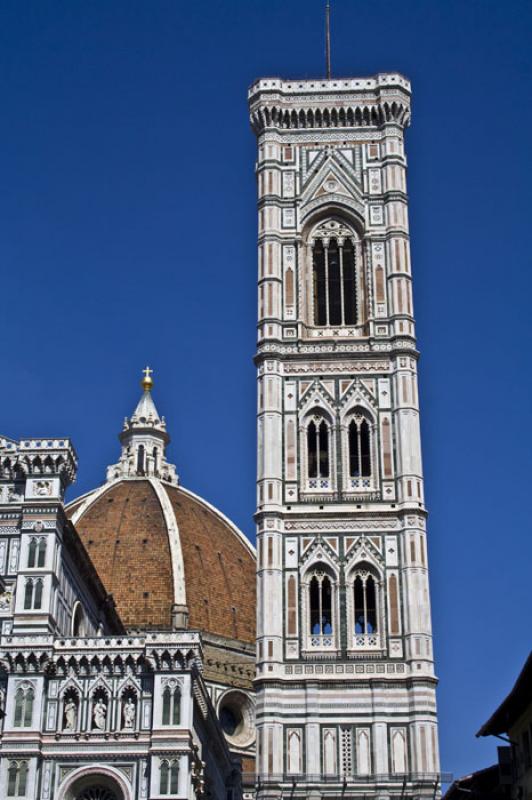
top-left (149, 477), bottom-right (186, 608)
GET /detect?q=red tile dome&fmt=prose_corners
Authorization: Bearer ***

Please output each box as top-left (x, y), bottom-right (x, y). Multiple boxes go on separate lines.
top-left (67, 478), bottom-right (256, 644)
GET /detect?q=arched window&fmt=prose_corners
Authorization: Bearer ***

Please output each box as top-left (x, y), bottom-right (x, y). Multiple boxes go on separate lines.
top-left (162, 684), bottom-right (181, 726)
top-left (137, 445), bottom-right (145, 475)
top-left (348, 418), bottom-right (371, 477)
top-left (351, 568), bottom-right (381, 649)
top-left (160, 761), bottom-right (169, 794)
top-left (7, 761), bottom-right (28, 797)
top-left (307, 569), bottom-right (335, 648)
top-left (153, 447), bottom-right (159, 475)
top-left (27, 538), bottom-right (37, 568)
top-left (33, 579), bottom-right (43, 609)
top-left (14, 686), bottom-right (34, 728)
top-left (311, 222), bottom-right (358, 327)
top-left (354, 575), bottom-right (377, 633)
top-left (307, 419), bottom-right (329, 479)
top-left (24, 580), bottom-right (33, 610)
top-left (160, 758), bottom-right (179, 795)
top-left (37, 538), bottom-right (46, 567)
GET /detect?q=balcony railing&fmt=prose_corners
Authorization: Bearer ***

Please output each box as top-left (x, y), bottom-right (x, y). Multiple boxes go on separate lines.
top-left (352, 633), bottom-right (381, 649)
top-left (309, 634), bottom-right (335, 649)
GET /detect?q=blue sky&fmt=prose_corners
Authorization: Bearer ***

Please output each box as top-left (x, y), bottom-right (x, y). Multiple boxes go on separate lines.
top-left (1, 0), bottom-right (531, 783)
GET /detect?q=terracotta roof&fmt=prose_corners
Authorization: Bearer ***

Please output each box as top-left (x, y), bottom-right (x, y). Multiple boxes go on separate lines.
top-left (67, 479), bottom-right (256, 643)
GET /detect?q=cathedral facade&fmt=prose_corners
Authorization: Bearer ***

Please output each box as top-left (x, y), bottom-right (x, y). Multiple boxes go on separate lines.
top-left (0, 69), bottom-right (440, 800)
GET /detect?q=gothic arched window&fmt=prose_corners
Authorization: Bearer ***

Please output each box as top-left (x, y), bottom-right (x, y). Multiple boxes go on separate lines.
top-left (7, 761), bottom-right (28, 797)
top-left (37, 538), bottom-right (46, 567)
top-left (354, 574), bottom-right (378, 634)
top-left (307, 569), bottom-right (336, 649)
top-left (307, 420), bottom-right (330, 479)
top-left (24, 580), bottom-right (33, 610)
top-left (160, 759), bottom-right (179, 795)
top-left (348, 418), bottom-right (371, 477)
top-left (349, 567), bottom-right (382, 650)
top-left (14, 686), bottom-right (34, 728)
top-left (162, 684), bottom-right (181, 726)
top-left (311, 223), bottom-right (358, 327)
top-left (27, 538), bottom-right (37, 568)
top-left (24, 578), bottom-right (43, 610)
top-left (33, 579), bottom-right (43, 609)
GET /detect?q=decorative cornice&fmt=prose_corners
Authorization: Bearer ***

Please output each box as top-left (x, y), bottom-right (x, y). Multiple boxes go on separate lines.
top-left (249, 75), bottom-right (411, 135)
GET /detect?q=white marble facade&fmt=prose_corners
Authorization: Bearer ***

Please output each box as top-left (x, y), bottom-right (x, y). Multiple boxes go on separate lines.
top-left (249, 74), bottom-right (440, 798)
top-left (0, 438), bottom-right (240, 800)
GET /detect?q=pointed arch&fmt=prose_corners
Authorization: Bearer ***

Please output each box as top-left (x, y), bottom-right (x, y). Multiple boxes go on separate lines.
top-left (346, 561), bottom-right (384, 651)
top-left (302, 562), bottom-right (339, 652)
top-left (304, 215), bottom-right (364, 330)
top-left (162, 680), bottom-right (181, 726)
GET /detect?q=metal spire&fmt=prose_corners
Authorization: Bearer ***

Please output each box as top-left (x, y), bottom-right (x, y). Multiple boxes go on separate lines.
top-left (325, 1), bottom-right (332, 79)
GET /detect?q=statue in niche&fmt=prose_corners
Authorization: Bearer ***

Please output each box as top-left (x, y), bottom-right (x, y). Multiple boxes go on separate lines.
top-left (63, 698), bottom-right (77, 731)
top-left (92, 697), bottom-right (107, 730)
top-left (123, 697), bottom-right (136, 729)
top-left (0, 591), bottom-right (12, 612)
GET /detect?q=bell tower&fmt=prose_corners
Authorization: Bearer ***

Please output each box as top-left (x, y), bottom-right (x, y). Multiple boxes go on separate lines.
top-left (249, 75), bottom-right (440, 798)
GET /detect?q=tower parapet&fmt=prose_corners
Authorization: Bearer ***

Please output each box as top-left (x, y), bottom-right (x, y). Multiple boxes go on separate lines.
top-left (248, 73), bottom-right (411, 135)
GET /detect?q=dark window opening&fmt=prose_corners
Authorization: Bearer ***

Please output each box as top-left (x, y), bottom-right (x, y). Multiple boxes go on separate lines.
top-left (349, 418), bottom-right (371, 478)
top-left (37, 539), bottom-right (46, 568)
top-left (313, 241), bottom-right (327, 326)
top-left (28, 539), bottom-right (37, 568)
top-left (354, 573), bottom-right (378, 634)
top-left (310, 574), bottom-right (333, 635)
top-left (34, 580), bottom-right (43, 610)
top-left (307, 421), bottom-right (317, 478)
top-left (360, 420), bottom-right (371, 476)
top-left (220, 707), bottom-right (238, 735)
top-left (312, 235), bottom-right (358, 327)
top-left (24, 581), bottom-right (33, 610)
top-left (343, 240), bottom-right (357, 324)
top-left (318, 421), bottom-right (329, 477)
top-left (328, 239), bottom-right (342, 325)
top-left (137, 445), bottom-right (145, 475)
top-left (308, 420), bottom-right (329, 479)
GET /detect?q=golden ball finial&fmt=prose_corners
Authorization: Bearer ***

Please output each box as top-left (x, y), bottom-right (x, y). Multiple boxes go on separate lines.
top-left (141, 366), bottom-right (154, 392)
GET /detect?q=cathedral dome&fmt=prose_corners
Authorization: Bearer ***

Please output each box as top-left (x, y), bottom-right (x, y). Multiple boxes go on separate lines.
top-left (66, 371), bottom-right (256, 644)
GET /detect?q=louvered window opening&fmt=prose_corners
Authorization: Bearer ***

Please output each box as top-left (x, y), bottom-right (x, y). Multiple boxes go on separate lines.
top-left (313, 238), bottom-right (357, 326)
